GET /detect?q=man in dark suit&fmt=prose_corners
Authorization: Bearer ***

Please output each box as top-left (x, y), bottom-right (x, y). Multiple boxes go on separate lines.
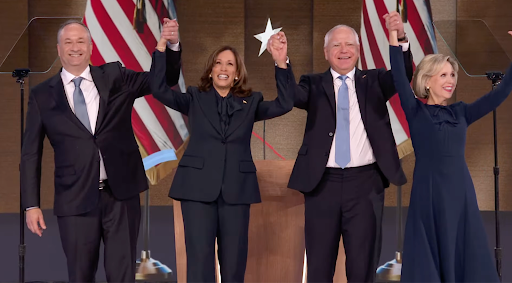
top-left (284, 12), bottom-right (413, 282)
top-left (20, 19), bottom-right (181, 282)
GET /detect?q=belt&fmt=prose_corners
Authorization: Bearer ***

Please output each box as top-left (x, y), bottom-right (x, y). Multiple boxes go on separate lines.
top-left (324, 163), bottom-right (378, 175)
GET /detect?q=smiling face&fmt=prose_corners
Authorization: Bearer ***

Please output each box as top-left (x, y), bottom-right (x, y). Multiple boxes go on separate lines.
top-left (210, 50), bottom-right (238, 95)
top-left (57, 23), bottom-right (92, 75)
top-left (427, 61), bottom-right (457, 103)
top-left (324, 26), bottom-right (360, 75)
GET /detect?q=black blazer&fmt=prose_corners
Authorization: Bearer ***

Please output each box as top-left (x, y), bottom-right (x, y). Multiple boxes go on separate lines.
top-left (20, 49), bottom-right (182, 216)
top-left (288, 49), bottom-right (413, 193)
top-left (150, 50), bottom-right (295, 204)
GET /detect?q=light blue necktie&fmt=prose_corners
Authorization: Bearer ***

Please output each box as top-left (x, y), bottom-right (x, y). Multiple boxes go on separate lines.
top-left (335, 75), bottom-right (351, 168)
top-left (72, 77), bottom-right (92, 133)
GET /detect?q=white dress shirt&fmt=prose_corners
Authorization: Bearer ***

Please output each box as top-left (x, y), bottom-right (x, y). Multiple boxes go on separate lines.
top-left (326, 42), bottom-right (410, 168)
top-left (61, 66), bottom-right (108, 181)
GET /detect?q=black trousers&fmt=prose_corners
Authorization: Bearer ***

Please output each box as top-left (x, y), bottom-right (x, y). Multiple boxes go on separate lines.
top-left (180, 194), bottom-right (251, 283)
top-left (57, 184), bottom-right (141, 282)
top-left (304, 164), bottom-right (385, 283)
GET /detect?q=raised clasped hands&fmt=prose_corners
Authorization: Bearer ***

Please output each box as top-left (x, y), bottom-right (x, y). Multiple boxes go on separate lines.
top-left (159, 18), bottom-right (179, 47)
top-left (383, 11), bottom-right (403, 46)
top-left (383, 11), bottom-right (405, 39)
top-left (267, 31), bottom-right (288, 69)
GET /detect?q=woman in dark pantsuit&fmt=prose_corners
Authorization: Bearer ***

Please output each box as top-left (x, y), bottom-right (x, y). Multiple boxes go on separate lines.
top-left (150, 22), bottom-right (294, 282)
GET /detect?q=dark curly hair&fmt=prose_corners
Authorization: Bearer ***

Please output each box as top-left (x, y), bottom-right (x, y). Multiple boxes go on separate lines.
top-left (198, 46), bottom-right (252, 97)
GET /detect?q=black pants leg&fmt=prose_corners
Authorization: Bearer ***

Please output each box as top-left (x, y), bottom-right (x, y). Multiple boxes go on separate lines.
top-left (217, 195), bottom-right (250, 282)
top-left (181, 199), bottom-right (218, 283)
top-left (305, 165), bottom-right (384, 283)
top-left (102, 190), bottom-right (141, 282)
top-left (57, 188), bottom-right (141, 282)
top-left (181, 195), bottom-right (250, 283)
top-left (57, 205), bottom-right (102, 282)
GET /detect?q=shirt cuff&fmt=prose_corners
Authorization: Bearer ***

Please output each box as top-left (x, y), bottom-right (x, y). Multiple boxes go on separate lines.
top-left (167, 41), bottom-right (180, 51)
top-left (26, 206), bottom-right (39, 211)
top-left (275, 56), bottom-right (290, 67)
top-left (399, 41), bottom-right (410, 52)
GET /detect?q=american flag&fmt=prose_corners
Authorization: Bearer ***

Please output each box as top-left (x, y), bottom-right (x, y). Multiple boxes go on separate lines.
top-left (84, 0), bottom-right (189, 184)
top-left (360, 0), bottom-right (437, 158)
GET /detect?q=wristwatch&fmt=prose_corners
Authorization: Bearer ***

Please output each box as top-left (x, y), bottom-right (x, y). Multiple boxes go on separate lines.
top-left (397, 33), bottom-right (408, 42)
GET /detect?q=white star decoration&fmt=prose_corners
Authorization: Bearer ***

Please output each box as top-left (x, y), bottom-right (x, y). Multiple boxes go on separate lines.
top-left (254, 18), bottom-right (282, 56)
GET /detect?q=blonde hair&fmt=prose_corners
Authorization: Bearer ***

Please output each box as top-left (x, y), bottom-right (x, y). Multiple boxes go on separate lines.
top-left (412, 54), bottom-right (459, 98)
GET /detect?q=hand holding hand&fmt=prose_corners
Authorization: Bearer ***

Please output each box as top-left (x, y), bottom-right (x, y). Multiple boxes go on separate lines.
top-left (267, 32), bottom-right (288, 69)
top-left (160, 18), bottom-right (179, 45)
top-left (383, 11), bottom-right (405, 41)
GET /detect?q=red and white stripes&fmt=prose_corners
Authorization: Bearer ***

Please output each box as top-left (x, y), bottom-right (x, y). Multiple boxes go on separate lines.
top-left (84, 0), bottom-right (188, 157)
top-left (360, 0), bottom-right (437, 147)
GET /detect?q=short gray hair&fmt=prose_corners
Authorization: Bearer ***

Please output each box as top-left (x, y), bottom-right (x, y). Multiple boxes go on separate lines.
top-left (324, 25), bottom-right (360, 47)
top-left (57, 19), bottom-right (92, 44)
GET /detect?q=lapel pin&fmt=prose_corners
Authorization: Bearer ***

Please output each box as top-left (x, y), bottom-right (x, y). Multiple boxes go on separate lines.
top-left (362, 75), bottom-right (367, 79)
top-left (243, 100), bottom-right (247, 104)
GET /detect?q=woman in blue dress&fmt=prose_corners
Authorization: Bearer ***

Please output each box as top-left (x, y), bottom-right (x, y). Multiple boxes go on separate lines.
top-left (385, 13), bottom-right (512, 282)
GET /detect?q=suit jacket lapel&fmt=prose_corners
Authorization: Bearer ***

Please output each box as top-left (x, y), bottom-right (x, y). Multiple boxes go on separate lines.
top-left (90, 65), bottom-right (109, 133)
top-left (321, 69), bottom-right (336, 118)
top-left (49, 71), bottom-right (90, 133)
top-left (198, 88), bottom-right (223, 136)
top-left (354, 69), bottom-right (368, 122)
top-left (225, 95), bottom-right (252, 138)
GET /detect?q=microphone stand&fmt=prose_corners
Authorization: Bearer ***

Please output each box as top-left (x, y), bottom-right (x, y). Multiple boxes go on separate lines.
top-left (486, 71), bottom-right (503, 281)
top-left (14, 68), bottom-right (30, 283)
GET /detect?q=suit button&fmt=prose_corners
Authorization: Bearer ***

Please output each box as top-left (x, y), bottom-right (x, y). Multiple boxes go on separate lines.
top-left (222, 139), bottom-right (226, 144)
top-left (329, 132), bottom-right (334, 137)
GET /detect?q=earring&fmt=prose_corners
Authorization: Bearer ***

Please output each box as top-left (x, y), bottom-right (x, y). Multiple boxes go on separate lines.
top-left (209, 74), bottom-right (212, 78)
top-left (235, 77), bottom-right (238, 80)
top-left (425, 86), bottom-right (430, 94)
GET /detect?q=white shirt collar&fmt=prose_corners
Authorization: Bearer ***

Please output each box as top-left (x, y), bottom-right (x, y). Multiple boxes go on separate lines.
top-left (330, 67), bottom-right (356, 82)
top-left (61, 66), bottom-right (92, 85)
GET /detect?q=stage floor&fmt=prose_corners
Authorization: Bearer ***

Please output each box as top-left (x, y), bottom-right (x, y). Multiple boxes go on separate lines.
top-left (0, 206), bottom-right (510, 282)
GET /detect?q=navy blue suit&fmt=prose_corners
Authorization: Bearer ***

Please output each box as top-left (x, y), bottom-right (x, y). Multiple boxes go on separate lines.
top-left (288, 48), bottom-right (413, 282)
top-left (150, 49), bottom-right (295, 282)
